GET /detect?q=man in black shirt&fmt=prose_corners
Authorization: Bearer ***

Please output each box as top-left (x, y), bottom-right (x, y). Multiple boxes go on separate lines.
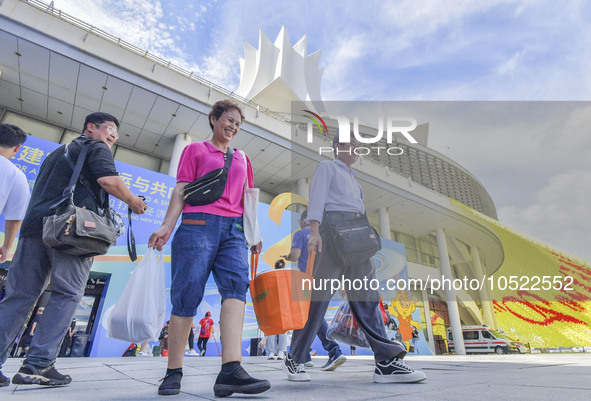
top-left (0, 112), bottom-right (147, 387)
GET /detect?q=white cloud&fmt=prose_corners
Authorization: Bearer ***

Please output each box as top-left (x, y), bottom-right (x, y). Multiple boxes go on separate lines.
top-left (496, 51), bottom-right (525, 76)
top-left (201, 50), bottom-right (241, 90)
top-left (498, 169), bottom-right (591, 260)
top-left (322, 35), bottom-right (368, 99)
top-left (56, 0), bottom-right (198, 73)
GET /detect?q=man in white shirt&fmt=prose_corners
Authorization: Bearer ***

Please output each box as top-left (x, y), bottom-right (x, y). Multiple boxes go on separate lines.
top-left (0, 124), bottom-right (30, 263)
top-left (283, 135), bottom-right (426, 384)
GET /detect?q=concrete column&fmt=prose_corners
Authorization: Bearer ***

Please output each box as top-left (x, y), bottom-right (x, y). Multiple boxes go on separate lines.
top-left (378, 207), bottom-right (392, 240)
top-left (435, 228), bottom-right (466, 355)
top-left (471, 246), bottom-right (496, 329)
top-left (296, 178), bottom-right (309, 200)
top-left (421, 289), bottom-right (436, 354)
top-left (168, 133), bottom-right (192, 177)
top-left (296, 178), bottom-right (309, 213)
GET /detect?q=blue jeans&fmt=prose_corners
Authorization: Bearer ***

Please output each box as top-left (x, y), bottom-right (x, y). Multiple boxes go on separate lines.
top-left (306, 319), bottom-right (342, 362)
top-left (170, 213), bottom-right (249, 317)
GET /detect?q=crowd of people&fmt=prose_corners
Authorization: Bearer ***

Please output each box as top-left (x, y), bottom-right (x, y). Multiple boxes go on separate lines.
top-left (0, 100), bottom-right (426, 397)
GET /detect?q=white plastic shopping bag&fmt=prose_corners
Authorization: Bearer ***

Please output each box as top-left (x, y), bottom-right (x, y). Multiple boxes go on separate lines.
top-left (243, 187), bottom-right (261, 247)
top-left (239, 150), bottom-right (262, 247)
top-left (107, 248), bottom-right (166, 342)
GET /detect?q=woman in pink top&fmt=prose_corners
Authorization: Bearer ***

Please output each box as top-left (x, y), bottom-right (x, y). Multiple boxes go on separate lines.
top-left (149, 100), bottom-right (269, 397)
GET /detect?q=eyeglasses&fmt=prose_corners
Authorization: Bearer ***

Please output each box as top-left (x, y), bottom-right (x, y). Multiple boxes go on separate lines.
top-left (96, 123), bottom-right (119, 139)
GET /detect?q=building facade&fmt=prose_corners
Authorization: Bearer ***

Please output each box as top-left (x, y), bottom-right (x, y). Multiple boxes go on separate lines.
top-left (1, 0), bottom-right (589, 356)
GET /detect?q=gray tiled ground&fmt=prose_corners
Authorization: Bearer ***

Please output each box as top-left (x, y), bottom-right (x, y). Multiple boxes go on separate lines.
top-left (1, 354), bottom-right (590, 400)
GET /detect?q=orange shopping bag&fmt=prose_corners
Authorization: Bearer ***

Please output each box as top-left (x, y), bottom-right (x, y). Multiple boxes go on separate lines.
top-left (249, 251), bottom-right (315, 336)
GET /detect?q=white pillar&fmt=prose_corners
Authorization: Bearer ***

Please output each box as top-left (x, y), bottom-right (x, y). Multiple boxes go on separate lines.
top-left (435, 228), bottom-right (466, 355)
top-left (168, 133), bottom-right (192, 177)
top-left (421, 289), bottom-right (436, 354)
top-left (296, 178), bottom-right (309, 200)
top-left (378, 207), bottom-right (392, 240)
top-left (296, 178), bottom-right (309, 213)
top-left (471, 246), bottom-right (496, 329)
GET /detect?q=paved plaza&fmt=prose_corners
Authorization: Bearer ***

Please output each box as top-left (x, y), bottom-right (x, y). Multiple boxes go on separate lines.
top-left (1, 354), bottom-right (590, 400)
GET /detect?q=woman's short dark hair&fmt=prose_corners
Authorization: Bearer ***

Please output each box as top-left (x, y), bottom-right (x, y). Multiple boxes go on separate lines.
top-left (83, 112), bottom-right (120, 134)
top-left (208, 100), bottom-right (245, 130)
top-left (0, 123), bottom-right (27, 148)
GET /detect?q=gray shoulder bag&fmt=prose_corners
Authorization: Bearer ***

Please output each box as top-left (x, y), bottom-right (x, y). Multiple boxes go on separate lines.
top-left (42, 141), bottom-right (118, 257)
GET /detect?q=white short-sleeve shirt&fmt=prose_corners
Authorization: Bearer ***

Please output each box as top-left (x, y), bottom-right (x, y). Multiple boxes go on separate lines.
top-left (0, 156), bottom-right (30, 220)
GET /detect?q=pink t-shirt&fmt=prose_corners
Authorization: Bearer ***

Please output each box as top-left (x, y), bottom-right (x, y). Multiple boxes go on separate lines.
top-left (177, 141), bottom-right (254, 217)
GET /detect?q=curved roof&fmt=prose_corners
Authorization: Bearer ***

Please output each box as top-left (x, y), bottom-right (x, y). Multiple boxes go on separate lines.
top-left (0, 1), bottom-right (505, 274)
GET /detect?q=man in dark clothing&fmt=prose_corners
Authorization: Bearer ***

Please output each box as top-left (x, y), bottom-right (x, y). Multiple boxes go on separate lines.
top-left (283, 136), bottom-right (425, 384)
top-left (282, 210), bottom-right (346, 371)
top-left (19, 307), bottom-right (44, 356)
top-left (58, 319), bottom-right (77, 358)
top-left (0, 112), bottom-right (147, 387)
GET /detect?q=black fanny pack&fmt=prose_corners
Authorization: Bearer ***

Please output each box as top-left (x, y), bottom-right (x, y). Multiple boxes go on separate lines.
top-left (324, 213), bottom-right (382, 267)
top-left (182, 147), bottom-right (234, 206)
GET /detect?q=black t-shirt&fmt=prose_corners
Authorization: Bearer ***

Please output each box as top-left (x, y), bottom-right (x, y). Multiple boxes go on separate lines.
top-left (20, 135), bottom-right (119, 237)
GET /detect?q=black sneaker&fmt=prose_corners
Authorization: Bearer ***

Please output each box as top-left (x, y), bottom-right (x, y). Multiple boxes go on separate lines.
top-left (283, 353), bottom-right (310, 381)
top-left (158, 371), bottom-right (183, 396)
top-left (213, 365), bottom-right (270, 397)
top-left (12, 364), bottom-right (72, 386)
top-left (0, 370), bottom-right (9, 387)
top-left (321, 353), bottom-right (347, 371)
top-left (373, 358), bottom-right (426, 383)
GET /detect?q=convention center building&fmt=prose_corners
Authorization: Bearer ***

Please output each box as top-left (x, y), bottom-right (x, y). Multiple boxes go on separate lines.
top-left (2, 0), bottom-right (589, 357)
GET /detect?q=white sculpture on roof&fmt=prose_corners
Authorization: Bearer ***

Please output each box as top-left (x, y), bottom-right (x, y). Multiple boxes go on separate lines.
top-left (236, 26), bottom-right (324, 113)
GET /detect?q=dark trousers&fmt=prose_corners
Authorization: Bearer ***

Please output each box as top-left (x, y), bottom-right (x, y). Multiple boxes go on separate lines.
top-left (188, 329), bottom-right (195, 349)
top-left (305, 319), bottom-right (342, 362)
top-left (0, 235), bottom-right (92, 369)
top-left (290, 212), bottom-right (406, 364)
top-left (58, 336), bottom-right (73, 357)
top-left (197, 337), bottom-right (209, 352)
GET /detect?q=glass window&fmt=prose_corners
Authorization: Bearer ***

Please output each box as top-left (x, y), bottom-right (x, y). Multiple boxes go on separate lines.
top-left (398, 233), bottom-right (419, 263)
top-left (419, 239), bottom-right (433, 254)
top-left (463, 331), bottom-right (479, 340)
top-left (422, 254), bottom-right (436, 267)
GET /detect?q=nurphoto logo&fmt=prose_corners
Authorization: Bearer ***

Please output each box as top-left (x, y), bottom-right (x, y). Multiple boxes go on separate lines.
top-left (302, 110), bottom-right (419, 156)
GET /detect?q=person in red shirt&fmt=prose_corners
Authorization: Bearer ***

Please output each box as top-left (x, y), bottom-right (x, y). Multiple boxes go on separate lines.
top-left (197, 312), bottom-right (214, 356)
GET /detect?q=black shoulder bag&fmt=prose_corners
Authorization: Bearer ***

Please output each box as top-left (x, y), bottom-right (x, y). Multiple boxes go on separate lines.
top-left (182, 147), bottom-right (234, 206)
top-left (326, 213), bottom-right (382, 267)
top-left (42, 142), bottom-right (118, 257)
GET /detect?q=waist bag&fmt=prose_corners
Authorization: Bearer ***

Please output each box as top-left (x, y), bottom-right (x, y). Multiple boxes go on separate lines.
top-left (182, 147), bottom-right (233, 206)
top-left (326, 213), bottom-right (381, 267)
top-left (42, 141), bottom-right (117, 257)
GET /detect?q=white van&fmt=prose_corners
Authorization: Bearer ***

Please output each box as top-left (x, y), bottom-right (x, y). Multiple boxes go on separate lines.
top-left (447, 325), bottom-right (530, 355)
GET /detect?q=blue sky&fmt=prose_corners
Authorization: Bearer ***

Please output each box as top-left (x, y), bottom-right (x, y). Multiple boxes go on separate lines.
top-left (55, 0), bottom-right (591, 260)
